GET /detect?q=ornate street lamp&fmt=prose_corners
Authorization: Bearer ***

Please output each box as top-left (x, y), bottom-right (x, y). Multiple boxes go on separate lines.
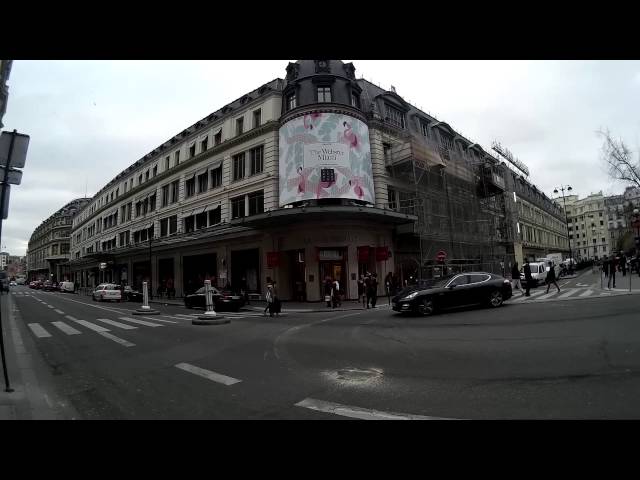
top-left (553, 185), bottom-right (573, 271)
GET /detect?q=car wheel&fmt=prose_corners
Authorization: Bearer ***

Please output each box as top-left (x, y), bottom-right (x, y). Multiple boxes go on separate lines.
top-left (489, 290), bottom-right (503, 308)
top-left (418, 297), bottom-right (434, 316)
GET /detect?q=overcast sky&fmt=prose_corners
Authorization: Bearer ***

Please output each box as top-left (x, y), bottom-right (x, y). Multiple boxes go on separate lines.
top-left (3, 60), bottom-right (640, 256)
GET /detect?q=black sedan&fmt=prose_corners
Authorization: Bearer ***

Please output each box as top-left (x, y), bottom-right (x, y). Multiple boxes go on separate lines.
top-left (392, 272), bottom-right (512, 316)
top-left (123, 286), bottom-right (143, 302)
top-left (184, 286), bottom-right (246, 312)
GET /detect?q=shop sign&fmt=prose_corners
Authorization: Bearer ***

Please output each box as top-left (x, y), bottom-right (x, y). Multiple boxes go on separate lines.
top-left (267, 252), bottom-right (280, 268)
top-left (357, 246), bottom-right (370, 262)
top-left (376, 246), bottom-right (390, 262)
top-left (318, 249), bottom-right (343, 261)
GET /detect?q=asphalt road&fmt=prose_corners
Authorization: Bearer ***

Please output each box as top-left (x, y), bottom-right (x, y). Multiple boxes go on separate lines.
top-left (8, 283), bottom-right (640, 419)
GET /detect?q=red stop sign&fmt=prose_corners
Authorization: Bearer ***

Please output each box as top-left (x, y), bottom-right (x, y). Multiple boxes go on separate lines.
top-left (436, 250), bottom-right (447, 262)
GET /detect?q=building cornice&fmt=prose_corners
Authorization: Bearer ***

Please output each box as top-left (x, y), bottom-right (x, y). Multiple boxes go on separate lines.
top-left (280, 103), bottom-right (367, 125)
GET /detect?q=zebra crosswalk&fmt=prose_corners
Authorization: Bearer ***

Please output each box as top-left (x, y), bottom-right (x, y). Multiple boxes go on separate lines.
top-left (507, 287), bottom-right (631, 304)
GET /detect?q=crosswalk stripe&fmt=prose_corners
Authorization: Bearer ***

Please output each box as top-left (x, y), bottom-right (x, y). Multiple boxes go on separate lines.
top-left (537, 291), bottom-right (562, 300)
top-left (97, 332), bottom-right (136, 347)
top-left (557, 289), bottom-right (580, 299)
top-left (65, 316), bottom-right (110, 332)
top-left (47, 305), bottom-right (55, 309)
top-left (579, 289), bottom-right (594, 297)
top-left (142, 316), bottom-right (178, 324)
top-left (28, 323), bottom-right (52, 338)
top-left (54, 309), bottom-right (65, 315)
top-left (118, 317), bottom-right (164, 327)
top-left (51, 321), bottom-right (82, 335)
top-left (174, 362), bottom-right (241, 386)
top-left (93, 318), bottom-right (138, 330)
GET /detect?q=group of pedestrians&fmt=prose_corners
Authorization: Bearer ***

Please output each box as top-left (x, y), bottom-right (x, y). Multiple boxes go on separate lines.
top-left (323, 277), bottom-right (342, 308)
top-left (511, 258), bottom-right (560, 297)
top-left (357, 272), bottom-right (379, 309)
top-left (601, 254), bottom-right (627, 289)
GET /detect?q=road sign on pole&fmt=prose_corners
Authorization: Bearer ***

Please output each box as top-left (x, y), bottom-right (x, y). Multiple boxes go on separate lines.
top-left (0, 131), bottom-right (29, 168)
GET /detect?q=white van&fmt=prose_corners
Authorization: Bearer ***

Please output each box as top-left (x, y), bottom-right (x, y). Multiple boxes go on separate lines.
top-left (521, 262), bottom-right (553, 287)
top-left (60, 281), bottom-right (75, 293)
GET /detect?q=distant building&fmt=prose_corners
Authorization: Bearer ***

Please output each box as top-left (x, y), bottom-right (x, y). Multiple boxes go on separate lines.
top-left (27, 198), bottom-right (91, 282)
top-left (562, 192), bottom-right (609, 261)
top-left (0, 251), bottom-right (9, 270)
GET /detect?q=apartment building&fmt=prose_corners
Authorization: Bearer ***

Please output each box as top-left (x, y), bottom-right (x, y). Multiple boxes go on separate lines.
top-left (563, 192), bottom-right (609, 260)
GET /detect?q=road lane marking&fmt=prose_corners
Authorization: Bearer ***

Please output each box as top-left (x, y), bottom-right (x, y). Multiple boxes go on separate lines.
top-left (54, 309), bottom-right (65, 315)
top-left (93, 318), bottom-right (138, 330)
top-left (118, 317), bottom-right (164, 327)
top-left (28, 323), bottom-right (52, 338)
top-left (98, 332), bottom-right (136, 347)
top-left (294, 398), bottom-right (456, 420)
top-left (510, 290), bottom-right (546, 302)
top-left (142, 316), bottom-right (178, 324)
top-left (51, 321), bottom-right (82, 335)
top-left (174, 363), bottom-right (241, 386)
top-left (579, 289), bottom-right (594, 297)
top-left (47, 305), bottom-right (55, 309)
top-left (64, 316), bottom-right (110, 332)
top-left (557, 289), bottom-right (580, 299)
top-left (535, 291), bottom-right (561, 301)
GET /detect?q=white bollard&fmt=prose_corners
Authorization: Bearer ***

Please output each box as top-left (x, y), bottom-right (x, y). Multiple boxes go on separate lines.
top-left (141, 281), bottom-right (151, 310)
top-left (202, 280), bottom-right (216, 317)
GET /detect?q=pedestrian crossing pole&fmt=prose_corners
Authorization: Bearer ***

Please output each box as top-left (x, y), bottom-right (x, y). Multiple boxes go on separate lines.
top-left (132, 281), bottom-right (160, 315)
top-left (194, 279), bottom-right (228, 325)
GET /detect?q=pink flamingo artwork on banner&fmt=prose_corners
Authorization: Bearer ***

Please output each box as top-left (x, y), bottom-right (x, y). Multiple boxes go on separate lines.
top-left (287, 166), bottom-right (314, 196)
top-left (303, 112), bottom-right (323, 130)
top-left (339, 121), bottom-right (359, 150)
top-left (335, 166), bottom-right (366, 199)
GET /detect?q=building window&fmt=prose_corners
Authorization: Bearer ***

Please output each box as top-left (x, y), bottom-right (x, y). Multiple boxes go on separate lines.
top-left (248, 190), bottom-right (264, 216)
top-left (145, 170), bottom-right (150, 181)
top-left (197, 172), bottom-right (208, 193)
top-left (214, 131), bottom-right (222, 146)
top-left (129, 179), bottom-right (133, 191)
top-left (169, 215), bottom-right (177, 235)
top-left (439, 132), bottom-right (454, 150)
top-left (165, 156), bottom-right (170, 171)
top-left (233, 152), bottom-right (245, 181)
top-left (211, 165), bottom-right (222, 188)
top-left (170, 180), bottom-right (179, 203)
top-left (286, 93), bottom-right (297, 111)
top-left (160, 218), bottom-right (168, 237)
top-left (385, 104), bottom-right (405, 129)
top-left (387, 186), bottom-right (397, 210)
top-left (185, 176), bottom-right (196, 197)
top-left (189, 144), bottom-right (196, 158)
top-left (236, 117), bottom-right (244, 136)
top-left (196, 212), bottom-right (207, 230)
top-left (149, 194), bottom-right (156, 212)
top-left (250, 145), bottom-right (264, 175)
top-left (253, 109), bottom-right (261, 128)
top-left (231, 195), bottom-right (246, 219)
top-left (317, 86), bottom-right (332, 102)
top-left (136, 202), bottom-right (141, 217)
top-left (420, 120), bottom-right (430, 138)
top-left (209, 206), bottom-right (221, 225)
top-left (119, 231), bottom-right (130, 246)
top-left (351, 92), bottom-right (360, 108)
top-left (153, 165), bottom-right (157, 177)
top-left (138, 174), bottom-right (143, 185)
top-left (201, 137), bottom-right (208, 152)
top-left (184, 215), bottom-right (195, 233)
top-left (161, 185), bottom-right (169, 207)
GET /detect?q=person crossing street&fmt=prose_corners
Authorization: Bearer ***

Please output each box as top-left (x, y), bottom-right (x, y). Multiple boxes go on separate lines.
top-left (511, 261), bottom-right (524, 296)
top-left (523, 259), bottom-right (533, 296)
top-left (545, 261), bottom-right (561, 294)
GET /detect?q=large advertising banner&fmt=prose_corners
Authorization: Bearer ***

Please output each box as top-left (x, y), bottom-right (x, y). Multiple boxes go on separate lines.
top-left (279, 112), bottom-right (374, 206)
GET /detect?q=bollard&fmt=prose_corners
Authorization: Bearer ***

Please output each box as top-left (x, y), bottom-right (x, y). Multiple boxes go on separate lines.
top-left (132, 281), bottom-right (160, 315)
top-left (194, 280), bottom-right (229, 325)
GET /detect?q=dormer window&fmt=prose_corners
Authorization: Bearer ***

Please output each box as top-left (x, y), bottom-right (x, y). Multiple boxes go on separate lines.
top-left (286, 92), bottom-right (297, 111)
top-left (317, 86), bottom-right (332, 103)
top-left (315, 60), bottom-right (330, 73)
top-left (351, 91), bottom-right (360, 108)
top-left (385, 104), bottom-right (405, 129)
top-left (420, 120), bottom-right (430, 138)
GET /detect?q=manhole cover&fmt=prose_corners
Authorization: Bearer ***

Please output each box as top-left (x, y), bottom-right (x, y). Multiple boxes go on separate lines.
top-left (322, 367), bottom-right (384, 386)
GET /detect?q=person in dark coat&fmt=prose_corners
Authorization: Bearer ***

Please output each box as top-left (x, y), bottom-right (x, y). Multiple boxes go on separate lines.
top-left (357, 275), bottom-right (365, 307)
top-left (607, 255), bottom-right (616, 289)
top-left (523, 259), bottom-right (533, 296)
top-left (511, 261), bottom-right (523, 296)
top-left (324, 277), bottom-right (333, 308)
top-left (368, 273), bottom-right (379, 308)
top-left (545, 261), bottom-right (560, 293)
top-left (621, 254), bottom-right (627, 277)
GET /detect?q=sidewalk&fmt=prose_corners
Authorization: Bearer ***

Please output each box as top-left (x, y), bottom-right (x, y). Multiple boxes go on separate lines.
top-left (244, 299), bottom-right (391, 313)
top-left (572, 267), bottom-right (640, 292)
top-left (0, 293), bottom-right (78, 420)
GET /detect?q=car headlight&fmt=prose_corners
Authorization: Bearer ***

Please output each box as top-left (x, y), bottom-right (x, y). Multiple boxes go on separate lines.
top-left (402, 291), bottom-right (419, 300)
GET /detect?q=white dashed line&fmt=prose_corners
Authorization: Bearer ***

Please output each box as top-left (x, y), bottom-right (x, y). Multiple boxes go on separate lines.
top-left (92, 318), bottom-right (138, 330)
top-left (97, 332), bottom-right (136, 347)
top-left (28, 323), bottom-right (52, 338)
top-left (118, 317), bottom-right (164, 327)
top-left (294, 398), bottom-right (456, 420)
top-left (51, 321), bottom-right (82, 335)
top-left (54, 309), bottom-right (65, 315)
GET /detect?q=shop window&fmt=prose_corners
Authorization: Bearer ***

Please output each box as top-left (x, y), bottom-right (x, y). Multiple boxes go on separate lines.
top-left (198, 172), bottom-right (208, 192)
top-left (184, 215), bottom-right (195, 233)
top-left (248, 190), bottom-right (264, 216)
top-left (211, 165), bottom-right (222, 188)
top-left (231, 195), bottom-right (246, 219)
top-left (209, 206), bottom-right (221, 225)
top-left (196, 212), bottom-right (208, 230)
top-left (250, 146), bottom-right (263, 175)
top-left (233, 152), bottom-right (245, 181)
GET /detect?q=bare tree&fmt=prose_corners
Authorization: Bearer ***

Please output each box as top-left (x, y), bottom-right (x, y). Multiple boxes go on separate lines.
top-left (598, 128), bottom-right (640, 188)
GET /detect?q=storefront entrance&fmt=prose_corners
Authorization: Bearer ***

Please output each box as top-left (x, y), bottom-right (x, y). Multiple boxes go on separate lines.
top-left (231, 248), bottom-right (260, 294)
top-left (183, 253), bottom-right (217, 295)
top-left (318, 248), bottom-right (347, 298)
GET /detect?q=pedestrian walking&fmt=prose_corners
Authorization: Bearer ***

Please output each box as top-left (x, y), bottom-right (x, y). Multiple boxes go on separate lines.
top-left (523, 258), bottom-right (532, 296)
top-left (511, 261), bottom-right (524, 296)
top-left (270, 281), bottom-right (280, 316)
top-left (357, 275), bottom-right (365, 307)
top-left (621, 254), bottom-right (627, 277)
top-left (607, 255), bottom-right (617, 289)
top-left (324, 277), bottom-right (333, 308)
top-left (264, 277), bottom-right (273, 316)
top-left (368, 273), bottom-right (379, 308)
top-left (545, 261), bottom-right (560, 294)
top-left (603, 257), bottom-right (609, 278)
top-left (385, 272), bottom-right (393, 305)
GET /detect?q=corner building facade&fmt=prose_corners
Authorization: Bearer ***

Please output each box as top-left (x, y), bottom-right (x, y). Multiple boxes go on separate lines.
top-left (69, 60), bottom-right (562, 300)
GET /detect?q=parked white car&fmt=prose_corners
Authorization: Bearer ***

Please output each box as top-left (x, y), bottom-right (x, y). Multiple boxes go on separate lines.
top-left (60, 281), bottom-right (75, 293)
top-left (92, 284), bottom-right (122, 302)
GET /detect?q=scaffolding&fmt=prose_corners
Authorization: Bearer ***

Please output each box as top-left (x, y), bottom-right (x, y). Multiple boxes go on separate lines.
top-left (386, 135), bottom-right (514, 280)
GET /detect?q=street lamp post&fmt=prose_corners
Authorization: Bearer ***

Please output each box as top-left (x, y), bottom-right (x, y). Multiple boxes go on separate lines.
top-left (553, 185), bottom-right (574, 272)
top-left (633, 208), bottom-right (640, 277)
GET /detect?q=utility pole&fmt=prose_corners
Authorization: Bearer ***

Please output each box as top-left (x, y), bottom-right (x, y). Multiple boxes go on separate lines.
top-left (553, 185), bottom-right (574, 272)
